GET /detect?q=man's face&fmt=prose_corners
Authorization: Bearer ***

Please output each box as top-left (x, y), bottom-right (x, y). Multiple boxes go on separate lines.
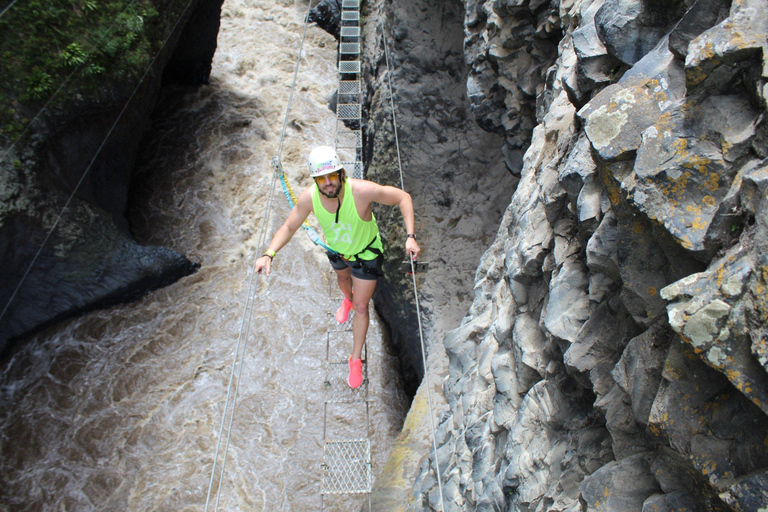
top-left (315, 171), bottom-right (342, 198)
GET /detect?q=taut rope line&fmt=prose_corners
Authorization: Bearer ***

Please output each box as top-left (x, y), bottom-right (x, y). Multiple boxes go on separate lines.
top-left (383, 32), bottom-right (447, 511)
top-left (204, 1), bottom-right (315, 509)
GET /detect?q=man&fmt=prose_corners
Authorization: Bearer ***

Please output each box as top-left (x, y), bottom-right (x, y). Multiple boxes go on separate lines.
top-left (254, 146), bottom-right (420, 388)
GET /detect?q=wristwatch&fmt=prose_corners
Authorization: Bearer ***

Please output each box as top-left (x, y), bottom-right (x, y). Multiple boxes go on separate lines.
top-left (407, 234), bottom-right (416, 239)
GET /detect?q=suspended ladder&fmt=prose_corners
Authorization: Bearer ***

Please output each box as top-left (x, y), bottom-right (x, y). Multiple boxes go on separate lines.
top-left (207, 0), bottom-right (446, 509)
top-left (320, 1), bottom-right (373, 509)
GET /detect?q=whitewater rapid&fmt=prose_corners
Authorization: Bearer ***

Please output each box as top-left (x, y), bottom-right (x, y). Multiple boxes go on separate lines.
top-left (0, 1), bottom-right (409, 510)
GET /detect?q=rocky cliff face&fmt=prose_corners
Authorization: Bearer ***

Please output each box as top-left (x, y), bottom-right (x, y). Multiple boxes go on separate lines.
top-left (395, 0), bottom-right (768, 510)
top-left (0, 0), bottom-right (223, 350)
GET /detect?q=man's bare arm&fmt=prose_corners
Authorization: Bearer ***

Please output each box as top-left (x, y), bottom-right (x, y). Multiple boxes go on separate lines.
top-left (357, 180), bottom-right (421, 259)
top-left (254, 188), bottom-right (313, 275)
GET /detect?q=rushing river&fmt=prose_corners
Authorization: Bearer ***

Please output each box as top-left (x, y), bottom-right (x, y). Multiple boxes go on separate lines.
top-left (0, 1), bottom-right (409, 510)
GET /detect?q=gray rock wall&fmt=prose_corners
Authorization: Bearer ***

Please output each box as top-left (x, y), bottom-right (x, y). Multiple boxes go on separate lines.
top-left (0, 0), bottom-right (222, 350)
top-left (397, 0), bottom-right (768, 510)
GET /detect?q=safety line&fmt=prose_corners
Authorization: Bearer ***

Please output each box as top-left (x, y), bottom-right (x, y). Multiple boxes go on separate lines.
top-left (204, 165), bottom-right (280, 511)
top-left (0, 0), bottom-right (140, 164)
top-left (0, 0), bottom-right (20, 19)
top-left (204, 1), bottom-right (315, 509)
top-left (383, 32), bottom-right (446, 511)
top-left (277, 0), bottom-right (316, 161)
top-left (0, 0), bottom-right (196, 330)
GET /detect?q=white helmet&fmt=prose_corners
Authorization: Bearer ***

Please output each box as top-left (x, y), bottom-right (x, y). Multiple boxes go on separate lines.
top-left (308, 146), bottom-right (343, 178)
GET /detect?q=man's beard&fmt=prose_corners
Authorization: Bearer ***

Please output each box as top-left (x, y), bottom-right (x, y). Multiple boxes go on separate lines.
top-left (318, 184), bottom-right (341, 198)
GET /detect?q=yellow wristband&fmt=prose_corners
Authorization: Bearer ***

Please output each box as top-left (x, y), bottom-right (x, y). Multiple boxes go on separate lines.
top-left (265, 249), bottom-right (276, 259)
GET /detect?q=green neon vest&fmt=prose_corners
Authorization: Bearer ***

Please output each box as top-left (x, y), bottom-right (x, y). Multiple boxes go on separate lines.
top-left (311, 178), bottom-right (382, 260)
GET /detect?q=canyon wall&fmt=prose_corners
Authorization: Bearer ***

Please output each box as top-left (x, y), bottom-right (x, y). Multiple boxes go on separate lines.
top-left (0, 0), bottom-right (223, 351)
top-left (362, 0), bottom-right (768, 510)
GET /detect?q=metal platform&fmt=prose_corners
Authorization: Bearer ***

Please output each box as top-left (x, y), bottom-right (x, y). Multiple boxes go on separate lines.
top-left (335, 130), bottom-right (362, 149)
top-left (324, 360), bottom-right (368, 403)
top-left (339, 60), bottom-right (361, 74)
top-left (321, 439), bottom-right (372, 495)
top-left (340, 26), bottom-right (360, 38)
top-left (337, 103), bottom-right (362, 119)
top-left (340, 42), bottom-right (361, 54)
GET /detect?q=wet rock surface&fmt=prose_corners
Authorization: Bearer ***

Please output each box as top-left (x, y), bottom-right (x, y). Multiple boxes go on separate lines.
top-left (365, 0), bottom-right (768, 510)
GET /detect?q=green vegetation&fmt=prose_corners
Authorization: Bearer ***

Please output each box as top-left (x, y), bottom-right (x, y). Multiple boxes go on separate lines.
top-left (0, 0), bottom-right (188, 142)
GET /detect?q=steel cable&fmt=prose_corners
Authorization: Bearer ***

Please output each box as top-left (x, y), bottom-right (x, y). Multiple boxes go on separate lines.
top-left (204, 0), bottom-right (315, 509)
top-left (383, 32), bottom-right (446, 511)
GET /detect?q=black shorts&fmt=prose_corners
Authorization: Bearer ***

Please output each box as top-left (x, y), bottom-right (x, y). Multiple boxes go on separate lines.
top-left (327, 251), bottom-right (383, 281)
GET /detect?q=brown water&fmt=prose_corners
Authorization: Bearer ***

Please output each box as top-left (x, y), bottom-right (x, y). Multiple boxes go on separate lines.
top-left (0, 1), bottom-right (409, 510)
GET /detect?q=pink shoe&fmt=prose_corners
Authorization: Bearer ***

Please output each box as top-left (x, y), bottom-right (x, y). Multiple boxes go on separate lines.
top-left (348, 357), bottom-right (363, 388)
top-left (335, 297), bottom-right (353, 323)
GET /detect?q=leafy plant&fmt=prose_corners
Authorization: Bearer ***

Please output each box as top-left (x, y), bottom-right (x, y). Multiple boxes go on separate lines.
top-left (60, 43), bottom-right (87, 68)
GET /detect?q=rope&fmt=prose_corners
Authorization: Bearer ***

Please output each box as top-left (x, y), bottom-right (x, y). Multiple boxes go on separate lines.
top-left (383, 33), bottom-right (447, 511)
top-left (0, 0), bottom-right (20, 19)
top-left (204, 1), bottom-right (315, 508)
top-left (0, 0), bottom-right (141, 164)
top-left (270, 0), bottom-right (339, 256)
top-left (204, 165), bottom-right (280, 511)
top-left (0, 0), bottom-right (196, 330)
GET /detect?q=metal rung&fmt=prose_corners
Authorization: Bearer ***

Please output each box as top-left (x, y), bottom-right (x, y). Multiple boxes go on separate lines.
top-left (340, 27), bottom-right (360, 37)
top-left (342, 0), bottom-right (359, 8)
top-left (338, 80), bottom-right (362, 94)
top-left (321, 439), bottom-right (372, 494)
top-left (335, 130), bottom-right (362, 149)
top-left (337, 104), bottom-right (361, 119)
top-left (342, 161), bottom-right (363, 179)
top-left (324, 360), bottom-right (367, 403)
top-left (341, 11), bottom-right (360, 21)
top-left (339, 61), bottom-right (361, 74)
top-left (340, 42), bottom-right (361, 54)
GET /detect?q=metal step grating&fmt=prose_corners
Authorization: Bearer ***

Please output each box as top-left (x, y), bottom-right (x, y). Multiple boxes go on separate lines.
top-left (342, 161), bottom-right (364, 179)
top-left (324, 360), bottom-right (367, 403)
top-left (338, 60), bottom-right (361, 74)
top-left (341, 11), bottom-right (360, 21)
top-left (340, 42), bottom-right (361, 54)
top-left (342, 0), bottom-right (360, 8)
top-left (338, 80), bottom-right (362, 94)
top-left (340, 26), bottom-right (360, 38)
top-left (335, 130), bottom-right (362, 149)
top-left (321, 439), bottom-right (372, 495)
top-left (337, 103), bottom-right (361, 119)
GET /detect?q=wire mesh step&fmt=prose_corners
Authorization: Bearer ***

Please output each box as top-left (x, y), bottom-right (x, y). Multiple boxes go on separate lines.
top-left (339, 60), bottom-right (361, 74)
top-left (342, 161), bottom-right (363, 179)
top-left (341, 11), bottom-right (360, 21)
top-left (339, 80), bottom-right (362, 94)
top-left (335, 130), bottom-right (362, 149)
top-left (321, 439), bottom-right (372, 495)
top-left (340, 42), bottom-right (361, 54)
top-left (337, 103), bottom-right (362, 119)
top-left (342, 0), bottom-right (360, 8)
top-left (340, 26), bottom-right (360, 38)
top-left (324, 360), bottom-right (367, 403)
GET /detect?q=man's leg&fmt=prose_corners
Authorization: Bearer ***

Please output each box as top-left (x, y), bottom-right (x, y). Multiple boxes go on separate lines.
top-left (350, 275), bottom-right (377, 360)
top-left (335, 266), bottom-right (353, 301)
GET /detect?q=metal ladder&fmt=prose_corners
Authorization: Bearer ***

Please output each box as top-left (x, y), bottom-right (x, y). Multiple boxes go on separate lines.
top-left (334, 0), bottom-right (364, 180)
top-left (321, 1), bottom-right (371, 509)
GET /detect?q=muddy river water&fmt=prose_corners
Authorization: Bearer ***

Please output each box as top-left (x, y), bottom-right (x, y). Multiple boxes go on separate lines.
top-left (0, 1), bottom-right (409, 510)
